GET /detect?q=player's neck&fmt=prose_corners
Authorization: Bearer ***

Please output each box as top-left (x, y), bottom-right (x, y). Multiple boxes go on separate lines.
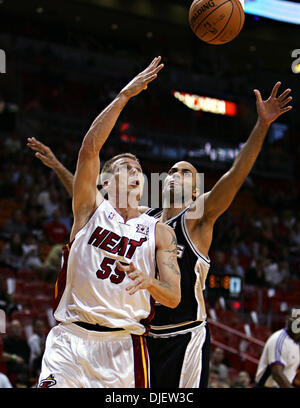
top-left (108, 197), bottom-right (139, 222)
top-left (161, 204), bottom-right (186, 223)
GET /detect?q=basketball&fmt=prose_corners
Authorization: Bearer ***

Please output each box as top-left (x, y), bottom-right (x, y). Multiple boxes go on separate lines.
top-left (189, 0), bottom-right (245, 45)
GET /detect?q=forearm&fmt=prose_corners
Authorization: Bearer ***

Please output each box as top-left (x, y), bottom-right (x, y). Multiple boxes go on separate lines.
top-left (147, 278), bottom-right (180, 309)
top-left (272, 372), bottom-right (294, 388)
top-left (229, 118), bottom-right (269, 185)
top-left (81, 91), bottom-right (130, 155)
top-left (53, 162), bottom-right (74, 197)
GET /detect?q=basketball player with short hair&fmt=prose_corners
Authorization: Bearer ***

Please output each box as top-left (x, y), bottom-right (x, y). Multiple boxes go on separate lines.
top-left (29, 81), bottom-right (292, 388)
top-left (36, 57), bottom-right (181, 388)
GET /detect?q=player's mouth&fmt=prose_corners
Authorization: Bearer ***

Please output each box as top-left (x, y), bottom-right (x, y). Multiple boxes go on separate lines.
top-left (129, 179), bottom-right (140, 186)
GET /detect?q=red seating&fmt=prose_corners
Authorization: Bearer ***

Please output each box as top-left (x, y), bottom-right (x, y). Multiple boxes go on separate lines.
top-left (252, 326), bottom-right (272, 342)
top-left (216, 310), bottom-right (244, 328)
top-left (10, 309), bottom-right (38, 326)
top-left (0, 267), bottom-right (15, 278)
top-left (17, 269), bottom-right (39, 282)
top-left (23, 281), bottom-right (48, 296)
top-left (29, 295), bottom-right (52, 312)
top-left (11, 293), bottom-right (31, 308)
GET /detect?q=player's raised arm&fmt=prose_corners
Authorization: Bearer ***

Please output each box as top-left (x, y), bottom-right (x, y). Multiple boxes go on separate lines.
top-left (117, 223), bottom-right (181, 308)
top-left (192, 82), bottom-right (293, 224)
top-left (71, 57), bottom-right (164, 236)
top-left (27, 137), bottom-right (74, 197)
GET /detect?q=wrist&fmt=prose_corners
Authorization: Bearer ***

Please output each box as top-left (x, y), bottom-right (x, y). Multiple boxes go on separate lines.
top-left (118, 89), bottom-right (132, 103)
top-left (256, 117), bottom-right (270, 131)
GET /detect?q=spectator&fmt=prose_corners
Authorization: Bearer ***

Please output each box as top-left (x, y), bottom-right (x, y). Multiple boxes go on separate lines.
top-left (212, 251), bottom-right (226, 274)
top-left (231, 370), bottom-right (252, 388)
top-left (28, 317), bottom-right (46, 370)
top-left (0, 276), bottom-right (13, 315)
top-left (25, 208), bottom-right (45, 242)
top-left (224, 254), bottom-right (245, 278)
top-left (264, 259), bottom-right (290, 288)
top-left (14, 373), bottom-right (30, 388)
top-left (254, 308), bottom-right (300, 388)
top-left (2, 320), bottom-right (30, 381)
top-left (208, 368), bottom-right (229, 388)
top-left (0, 371), bottom-right (13, 388)
top-left (44, 209), bottom-right (68, 244)
top-left (209, 347), bottom-right (229, 385)
top-left (2, 209), bottom-right (28, 239)
top-left (0, 233), bottom-right (25, 271)
top-left (245, 257), bottom-right (268, 287)
top-left (43, 243), bottom-right (63, 283)
top-left (38, 187), bottom-right (59, 218)
top-left (23, 234), bottom-right (44, 271)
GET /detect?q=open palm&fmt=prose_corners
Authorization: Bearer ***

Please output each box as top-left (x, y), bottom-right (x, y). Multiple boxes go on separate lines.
top-left (254, 82), bottom-right (292, 126)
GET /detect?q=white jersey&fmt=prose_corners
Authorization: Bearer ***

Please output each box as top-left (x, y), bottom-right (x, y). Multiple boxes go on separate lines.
top-left (54, 199), bottom-right (158, 335)
top-left (255, 328), bottom-right (300, 387)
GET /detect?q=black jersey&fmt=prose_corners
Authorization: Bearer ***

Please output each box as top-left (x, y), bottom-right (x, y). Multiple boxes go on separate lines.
top-left (146, 207), bottom-right (210, 329)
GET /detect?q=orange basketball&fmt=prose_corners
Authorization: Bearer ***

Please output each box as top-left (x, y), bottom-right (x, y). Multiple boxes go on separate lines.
top-left (189, 0), bottom-right (245, 45)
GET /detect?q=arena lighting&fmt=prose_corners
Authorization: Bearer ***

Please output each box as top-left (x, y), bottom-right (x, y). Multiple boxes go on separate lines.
top-left (244, 0), bottom-right (300, 25)
top-left (172, 91), bottom-right (237, 117)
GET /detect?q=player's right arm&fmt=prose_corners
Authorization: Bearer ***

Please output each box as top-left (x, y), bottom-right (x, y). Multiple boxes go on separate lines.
top-left (71, 57), bottom-right (164, 240)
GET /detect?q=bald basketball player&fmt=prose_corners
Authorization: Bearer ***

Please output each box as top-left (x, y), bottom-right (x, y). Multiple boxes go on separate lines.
top-left (28, 81), bottom-right (292, 388)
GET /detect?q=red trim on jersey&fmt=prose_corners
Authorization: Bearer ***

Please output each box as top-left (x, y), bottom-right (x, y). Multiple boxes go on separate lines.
top-left (52, 240), bottom-right (74, 313)
top-left (131, 334), bottom-right (149, 388)
top-left (140, 295), bottom-right (156, 336)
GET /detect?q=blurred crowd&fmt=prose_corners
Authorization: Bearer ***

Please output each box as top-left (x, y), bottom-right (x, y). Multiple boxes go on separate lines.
top-left (0, 9), bottom-right (300, 389)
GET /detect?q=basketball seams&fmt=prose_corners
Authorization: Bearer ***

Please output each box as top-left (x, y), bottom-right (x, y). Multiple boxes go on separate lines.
top-left (207, 2), bottom-right (235, 44)
top-left (189, 0), bottom-right (245, 45)
top-left (192, 0), bottom-right (231, 40)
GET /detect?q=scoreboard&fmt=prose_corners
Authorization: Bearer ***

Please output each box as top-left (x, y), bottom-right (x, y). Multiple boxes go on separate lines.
top-left (207, 273), bottom-right (243, 299)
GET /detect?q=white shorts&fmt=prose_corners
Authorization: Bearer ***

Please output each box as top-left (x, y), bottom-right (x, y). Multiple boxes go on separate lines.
top-left (38, 323), bottom-right (150, 388)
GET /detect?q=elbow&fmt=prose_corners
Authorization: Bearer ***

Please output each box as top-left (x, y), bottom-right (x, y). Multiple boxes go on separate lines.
top-left (168, 292), bottom-right (181, 309)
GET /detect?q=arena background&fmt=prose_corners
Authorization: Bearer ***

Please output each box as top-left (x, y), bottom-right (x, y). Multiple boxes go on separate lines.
top-left (0, 0), bottom-right (299, 388)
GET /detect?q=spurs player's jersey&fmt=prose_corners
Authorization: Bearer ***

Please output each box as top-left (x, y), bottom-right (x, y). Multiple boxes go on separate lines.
top-left (146, 206), bottom-right (210, 330)
top-left (53, 199), bottom-right (158, 335)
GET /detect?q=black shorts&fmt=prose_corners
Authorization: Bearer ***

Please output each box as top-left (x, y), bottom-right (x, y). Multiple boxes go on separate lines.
top-left (147, 323), bottom-right (210, 388)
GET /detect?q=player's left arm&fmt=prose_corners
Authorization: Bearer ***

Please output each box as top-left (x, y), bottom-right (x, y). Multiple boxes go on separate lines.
top-left (190, 82), bottom-right (292, 224)
top-left (27, 137), bottom-right (74, 197)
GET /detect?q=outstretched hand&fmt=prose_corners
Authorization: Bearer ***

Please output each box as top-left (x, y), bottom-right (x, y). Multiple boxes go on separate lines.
top-left (254, 82), bottom-right (292, 126)
top-left (120, 56), bottom-right (164, 99)
top-left (116, 261), bottom-right (153, 295)
top-left (27, 137), bottom-right (59, 169)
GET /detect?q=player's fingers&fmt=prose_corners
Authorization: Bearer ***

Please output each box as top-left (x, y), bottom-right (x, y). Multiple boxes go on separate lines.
top-left (277, 89), bottom-right (291, 102)
top-left (116, 261), bottom-right (136, 273)
top-left (280, 106), bottom-right (293, 114)
top-left (253, 89), bottom-right (262, 103)
top-left (280, 96), bottom-right (292, 108)
top-left (127, 281), bottom-right (143, 295)
top-left (271, 81), bottom-right (281, 98)
top-left (35, 152), bottom-right (46, 159)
